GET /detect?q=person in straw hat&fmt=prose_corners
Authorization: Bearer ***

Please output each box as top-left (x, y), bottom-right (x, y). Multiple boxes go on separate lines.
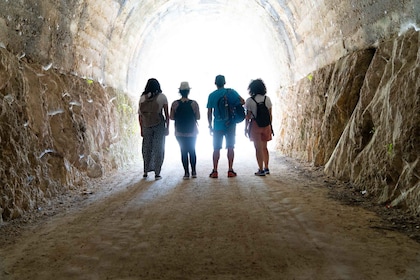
top-left (170, 81), bottom-right (200, 179)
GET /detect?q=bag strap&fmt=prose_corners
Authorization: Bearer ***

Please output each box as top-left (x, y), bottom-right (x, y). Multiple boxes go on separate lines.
top-left (250, 96), bottom-right (259, 119)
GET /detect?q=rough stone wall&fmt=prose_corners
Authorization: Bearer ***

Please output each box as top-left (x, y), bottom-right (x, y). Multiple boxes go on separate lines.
top-left (279, 0), bottom-right (418, 82)
top-left (2, 1), bottom-right (417, 94)
top-left (0, 48), bottom-right (139, 222)
top-left (277, 29), bottom-right (420, 214)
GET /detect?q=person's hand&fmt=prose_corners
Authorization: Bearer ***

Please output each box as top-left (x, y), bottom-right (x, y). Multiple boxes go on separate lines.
top-left (244, 128), bottom-right (249, 138)
top-left (209, 126), bottom-right (213, 136)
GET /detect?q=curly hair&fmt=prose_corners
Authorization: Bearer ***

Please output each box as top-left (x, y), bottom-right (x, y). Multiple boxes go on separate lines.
top-left (248, 79), bottom-right (267, 97)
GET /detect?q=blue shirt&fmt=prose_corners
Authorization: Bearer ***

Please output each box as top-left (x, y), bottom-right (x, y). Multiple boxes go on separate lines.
top-left (207, 88), bottom-right (241, 130)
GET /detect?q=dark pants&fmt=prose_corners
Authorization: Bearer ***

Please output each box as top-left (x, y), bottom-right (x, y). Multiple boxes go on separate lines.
top-left (176, 136), bottom-right (197, 174)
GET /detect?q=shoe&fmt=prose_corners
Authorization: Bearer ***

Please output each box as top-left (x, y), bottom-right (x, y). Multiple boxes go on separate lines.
top-left (183, 172), bottom-right (190, 180)
top-left (209, 170), bottom-right (218, 178)
top-left (227, 170), bottom-right (237, 177)
top-left (255, 169), bottom-right (266, 176)
top-left (155, 175), bottom-right (162, 180)
top-left (191, 171), bottom-right (197, 178)
top-left (264, 168), bottom-right (270, 174)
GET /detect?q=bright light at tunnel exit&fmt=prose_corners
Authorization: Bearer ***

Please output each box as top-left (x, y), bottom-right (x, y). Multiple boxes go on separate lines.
top-left (135, 8), bottom-right (280, 162)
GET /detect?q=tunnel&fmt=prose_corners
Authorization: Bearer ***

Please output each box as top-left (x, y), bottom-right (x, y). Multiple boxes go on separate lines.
top-left (0, 0), bottom-right (419, 222)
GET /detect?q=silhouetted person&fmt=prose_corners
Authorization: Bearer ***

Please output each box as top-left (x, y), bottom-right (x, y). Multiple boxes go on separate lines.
top-left (170, 81), bottom-right (200, 179)
top-left (138, 78), bottom-right (169, 180)
top-left (207, 75), bottom-right (244, 178)
top-left (244, 78), bottom-right (273, 176)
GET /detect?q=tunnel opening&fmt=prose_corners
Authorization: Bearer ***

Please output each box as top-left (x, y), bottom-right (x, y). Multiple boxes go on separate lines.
top-left (124, 1), bottom-right (289, 157)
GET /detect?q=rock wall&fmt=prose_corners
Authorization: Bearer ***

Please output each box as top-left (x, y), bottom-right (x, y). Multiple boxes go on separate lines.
top-left (0, 48), bottom-right (139, 222)
top-left (276, 29), bottom-right (420, 215)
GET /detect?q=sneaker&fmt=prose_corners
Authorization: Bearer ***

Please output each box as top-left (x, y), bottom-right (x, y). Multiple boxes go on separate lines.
top-left (255, 169), bottom-right (266, 176)
top-left (227, 170), bottom-right (237, 177)
top-left (264, 168), bottom-right (270, 175)
top-left (155, 175), bottom-right (162, 180)
top-left (191, 171), bottom-right (197, 178)
top-left (209, 170), bottom-right (218, 178)
top-left (183, 172), bottom-right (190, 180)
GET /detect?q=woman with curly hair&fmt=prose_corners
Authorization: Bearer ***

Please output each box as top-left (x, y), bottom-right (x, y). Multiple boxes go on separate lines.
top-left (244, 78), bottom-right (273, 176)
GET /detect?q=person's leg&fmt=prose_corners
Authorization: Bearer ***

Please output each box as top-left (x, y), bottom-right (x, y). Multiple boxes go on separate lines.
top-left (153, 122), bottom-right (166, 178)
top-left (250, 122), bottom-right (265, 176)
top-left (261, 126), bottom-right (272, 174)
top-left (225, 125), bottom-right (237, 176)
top-left (188, 136), bottom-right (197, 176)
top-left (227, 148), bottom-right (234, 170)
top-left (210, 131), bottom-right (223, 178)
top-left (142, 127), bottom-right (154, 176)
top-left (213, 149), bottom-right (220, 170)
top-left (176, 136), bottom-right (189, 175)
top-left (262, 141), bottom-right (269, 171)
top-left (253, 139), bottom-right (264, 171)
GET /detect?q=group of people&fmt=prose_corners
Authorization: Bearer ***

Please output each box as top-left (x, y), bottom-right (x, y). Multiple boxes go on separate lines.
top-left (138, 75), bottom-right (273, 180)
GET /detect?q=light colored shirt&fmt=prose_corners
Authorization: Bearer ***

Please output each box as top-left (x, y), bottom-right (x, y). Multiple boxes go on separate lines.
top-left (138, 93), bottom-right (168, 115)
top-left (245, 94), bottom-right (272, 119)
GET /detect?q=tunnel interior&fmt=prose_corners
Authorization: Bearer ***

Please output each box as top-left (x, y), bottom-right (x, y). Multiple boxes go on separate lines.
top-left (0, 0), bottom-right (419, 220)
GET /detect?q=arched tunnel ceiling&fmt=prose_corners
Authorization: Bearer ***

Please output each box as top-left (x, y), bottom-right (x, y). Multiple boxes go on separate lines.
top-left (1, 0), bottom-right (417, 97)
top-left (113, 0), bottom-right (295, 96)
top-left (97, 0), bottom-right (419, 97)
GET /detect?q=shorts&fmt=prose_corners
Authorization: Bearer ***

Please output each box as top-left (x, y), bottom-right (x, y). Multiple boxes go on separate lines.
top-left (249, 121), bottom-right (272, 142)
top-left (213, 125), bottom-right (236, 150)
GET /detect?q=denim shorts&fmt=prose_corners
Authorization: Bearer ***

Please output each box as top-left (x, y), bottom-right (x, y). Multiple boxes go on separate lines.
top-left (213, 125), bottom-right (236, 150)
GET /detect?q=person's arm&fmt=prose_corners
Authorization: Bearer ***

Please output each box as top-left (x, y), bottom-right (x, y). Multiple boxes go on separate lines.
top-left (245, 108), bottom-right (252, 137)
top-left (269, 107), bottom-right (274, 136)
top-left (169, 102), bottom-right (175, 120)
top-left (138, 114), bottom-right (143, 137)
top-left (239, 95), bottom-right (245, 105)
top-left (138, 99), bottom-right (143, 137)
top-left (207, 108), bottom-right (213, 134)
top-left (194, 101), bottom-right (200, 120)
top-left (163, 103), bottom-right (170, 136)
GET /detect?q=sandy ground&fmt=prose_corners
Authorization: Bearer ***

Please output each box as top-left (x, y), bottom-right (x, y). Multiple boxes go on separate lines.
top-left (1, 144), bottom-right (420, 280)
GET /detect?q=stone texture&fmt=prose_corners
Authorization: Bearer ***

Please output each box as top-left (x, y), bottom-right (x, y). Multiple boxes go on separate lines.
top-left (1, 1), bottom-right (417, 94)
top-left (0, 1), bottom-right (419, 219)
top-left (277, 29), bottom-right (420, 214)
top-left (0, 48), bottom-right (139, 222)
top-left (325, 29), bottom-right (420, 213)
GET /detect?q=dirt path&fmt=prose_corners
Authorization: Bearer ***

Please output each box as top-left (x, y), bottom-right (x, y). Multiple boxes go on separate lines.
top-left (1, 149), bottom-right (420, 280)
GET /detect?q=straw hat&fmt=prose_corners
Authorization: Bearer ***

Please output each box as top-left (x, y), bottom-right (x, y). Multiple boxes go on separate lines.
top-left (179, 81), bottom-right (191, 90)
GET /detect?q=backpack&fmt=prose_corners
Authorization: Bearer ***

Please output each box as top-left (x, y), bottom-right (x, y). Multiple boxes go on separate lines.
top-left (251, 96), bottom-right (271, 127)
top-left (140, 94), bottom-right (162, 127)
top-left (216, 89), bottom-right (245, 126)
top-left (174, 100), bottom-right (196, 133)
